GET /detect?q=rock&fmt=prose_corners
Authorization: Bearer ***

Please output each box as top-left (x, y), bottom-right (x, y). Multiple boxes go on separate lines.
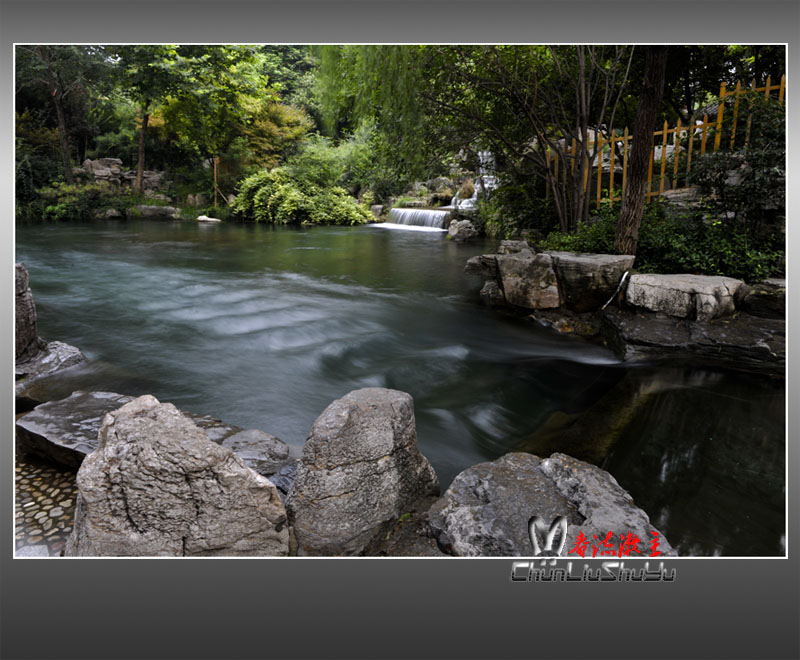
top-left (528, 309), bottom-right (600, 337)
top-left (426, 176), bottom-right (454, 193)
top-left (428, 452), bottom-right (675, 557)
top-left (187, 193), bottom-right (209, 207)
top-left (544, 251), bottom-right (635, 313)
top-left (361, 495), bottom-right (448, 557)
top-left (220, 429), bottom-right (291, 477)
top-left (15, 341), bottom-right (87, 404)
top-left (737, 279), bottom-right (785, 319)
top-left (135, 204), bottom-right (179, 218)
top-left (16, 390), bottom-right (247, 470)
top-left (497, 239), bottom-right (533, 255)
top-left (134, 205), bottom-right (179, 218)
top-left (267, 461), bottom-right (299, 501)
top-left (196, 215), bottom-right (222, 223)
top-left (65, 395), bottom-right (289, 557)
top-left (286, 388), bottom-right (440, 556)
top-left (104, 208), bottom-right (123, 219)
top-left (369, 204), bottom-right (384, 218)
top-left (626, 273), bottom-right (744, 322)
top-left (464, 254), bottom-right (498, 279)
top-left (479, 279), bottom-right (505, 306)
top-left (15, 263), bottom-right (46, 360)
top-left (600, 306), bottom-right (785, 372)
top-left (144, 191), bottom-right (170, 202)
top-left (496, 251), bottom-right (561, 310)
top-left (448, 219), bottom-right (478, 242)
top-left (15, 545), bottom-right (51, 557)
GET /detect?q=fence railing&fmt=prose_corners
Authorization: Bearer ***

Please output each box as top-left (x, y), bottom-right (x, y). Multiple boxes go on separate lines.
top-left (544, 74), bottom-right (785, 207)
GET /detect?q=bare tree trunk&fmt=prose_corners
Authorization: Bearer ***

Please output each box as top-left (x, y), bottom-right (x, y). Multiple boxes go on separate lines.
top-left (53, 93), bottom-right (74, 185)
top-left (614, 46), bottom-right (669, 255)
top-left (136, 101), bottom-right (150, 192)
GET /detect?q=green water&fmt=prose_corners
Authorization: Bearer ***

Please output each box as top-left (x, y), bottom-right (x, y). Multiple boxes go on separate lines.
top-left (16, 219), bottom-right (785, 556)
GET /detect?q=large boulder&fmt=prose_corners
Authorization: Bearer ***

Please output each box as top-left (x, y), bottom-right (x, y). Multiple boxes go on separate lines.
top-left (15, 390), bottom-right (265, 470)
top-left (545, 251), bottom-right (635, 313)
top-left (65, 395), bottom-right (289, 557)
top-left (464, 254), bottom-right (498, 279)
top-left (428, 452), bottom-right (675, 557)
top-left (286, 388), bottom-right (440, 556)
top-left (448, 219), bottom-right (478, 242)
top-left (626, 273), bottom-right (744, 322)
top-left (737, 278), bottom-right (785, 320)
top-left (600, 306), bottom-right (785, 372)
top-left (134, 205), bottom-right (179, 218)
top-left (15, 263), bottom-right (46, 360)
top-left (496, 251), bottom-right (561, 310)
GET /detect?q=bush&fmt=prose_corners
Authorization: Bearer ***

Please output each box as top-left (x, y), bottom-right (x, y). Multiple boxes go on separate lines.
top-left (231, 167), bottom-right (370, 226)
top-left (476, 183), bottom-right (558, 239)
top-left (538, 202), bottom-right (783, 283)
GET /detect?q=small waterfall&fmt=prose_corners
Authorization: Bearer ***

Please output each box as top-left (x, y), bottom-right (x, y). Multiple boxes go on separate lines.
top-left (387, 207), bottom-right (451, 229)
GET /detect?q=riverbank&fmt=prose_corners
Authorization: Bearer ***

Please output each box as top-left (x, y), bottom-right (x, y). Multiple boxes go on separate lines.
top-left (15, 220), bottom-right (786, 555)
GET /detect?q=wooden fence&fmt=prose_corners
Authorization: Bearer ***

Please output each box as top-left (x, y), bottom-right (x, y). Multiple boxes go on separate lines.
top-left (545, 74), bottom-right (786, 207)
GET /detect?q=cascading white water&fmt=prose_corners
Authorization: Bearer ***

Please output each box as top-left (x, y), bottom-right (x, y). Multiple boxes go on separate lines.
top-left (387, 207), bottom-right (452, 229)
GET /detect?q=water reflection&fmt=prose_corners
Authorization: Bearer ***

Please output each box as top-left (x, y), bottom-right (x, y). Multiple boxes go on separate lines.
top-left (16, 220), bottom-right (785, 555)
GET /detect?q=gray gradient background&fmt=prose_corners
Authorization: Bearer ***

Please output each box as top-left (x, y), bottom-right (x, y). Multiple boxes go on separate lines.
top-left (1, 1), bottom-right (797, 658)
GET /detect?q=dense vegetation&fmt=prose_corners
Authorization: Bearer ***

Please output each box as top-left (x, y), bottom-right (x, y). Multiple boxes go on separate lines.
top-left (15, 44), bottom-right (785, 279)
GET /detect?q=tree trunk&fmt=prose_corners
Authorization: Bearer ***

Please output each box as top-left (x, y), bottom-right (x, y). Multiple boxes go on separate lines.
top-left (614, 46), bottom-right (669, 255)
top-left (53, 93), bottom-right (74, 185)
top-left (136, 101), bottom-right (150, 192)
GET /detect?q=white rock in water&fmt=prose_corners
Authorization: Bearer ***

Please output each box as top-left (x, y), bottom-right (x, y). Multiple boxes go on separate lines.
top-left (197, 215), bottom-right (222, 223)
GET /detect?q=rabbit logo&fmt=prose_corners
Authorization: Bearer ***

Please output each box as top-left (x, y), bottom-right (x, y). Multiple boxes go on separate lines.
top-left (528, 515), bottom-right (568, 557)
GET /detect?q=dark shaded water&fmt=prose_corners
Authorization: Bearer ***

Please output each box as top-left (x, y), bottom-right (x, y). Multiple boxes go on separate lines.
top-left (16, 219), bottom-right (785, 556)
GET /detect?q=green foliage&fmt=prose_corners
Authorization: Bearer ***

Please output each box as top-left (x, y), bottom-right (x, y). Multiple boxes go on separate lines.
top-left (20, 181), bottom-right (153, 222)
top-left (687, 94), bottom-right (785, 237)
top-left (230, 136), bottom-right (372, 226)
top-left (538, 202), bottom-right (783, 283)
top-left (15, 112), bottom-right (63, 202)
top-left (475, 183), bottom-right (558, 239)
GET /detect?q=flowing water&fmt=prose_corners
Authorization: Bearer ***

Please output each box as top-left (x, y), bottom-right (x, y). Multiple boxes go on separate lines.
top-left (15, 219), bottom-right (785, 556)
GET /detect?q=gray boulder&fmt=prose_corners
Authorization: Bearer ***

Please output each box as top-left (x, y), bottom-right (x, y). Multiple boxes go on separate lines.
top-left (545, 251), bottom-right (635, 312)
top-left (737, 278), bottom-right (785, 319)
top-left (134, 205), bottom-right (179, 218)
top-left (286, 388), bottom-right (440, 556)
top-left (15, 263), bottom-right (46, 360)
top-left (428, 452), bottom-right (675, 557)
top-left (220, 429), bottom-right (292, 477)
top-left (448, 219), bottom-right (478, 242)
top-left (497, 240), bottom-right (533, 255)
top-left (496, 251), bottom-right (561, 310)
top-left (479, 279), bottom-right (505, 306)
top-left (16, 390), bottom-right (246, 470)
top-left (464, 254), bottom-right (498, 279)
top-left (626, 273), bottom-right (744, 321)
top-left (65, 395), bottom-right (289, 557)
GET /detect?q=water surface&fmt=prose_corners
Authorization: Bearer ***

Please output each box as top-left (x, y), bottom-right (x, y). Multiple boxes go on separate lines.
top-left (16, 219), bottom-right (785, 556)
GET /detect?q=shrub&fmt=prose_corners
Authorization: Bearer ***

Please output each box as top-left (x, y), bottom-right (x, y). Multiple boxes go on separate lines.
top-left (537, 202), bottom-right (783, 283)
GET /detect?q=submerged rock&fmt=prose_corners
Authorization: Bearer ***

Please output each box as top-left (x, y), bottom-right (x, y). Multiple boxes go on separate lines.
top-left (626, 273), bottom-right (744, 322)
top-left (65, 395), bottom-right (288, 557)
top-left (428, 452), bottom-right (675, 557)
top-left (286, 387), bottom-right (440, 556)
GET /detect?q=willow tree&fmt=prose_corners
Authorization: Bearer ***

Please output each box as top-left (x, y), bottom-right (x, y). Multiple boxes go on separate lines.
top-left (314, 45), bottom-right (635, 233)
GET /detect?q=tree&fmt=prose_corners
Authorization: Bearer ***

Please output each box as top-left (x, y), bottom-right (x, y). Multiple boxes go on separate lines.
top-left (15, 46), bottom-right (108, 184)
top-left (614, 46), bottom-right (669, 255)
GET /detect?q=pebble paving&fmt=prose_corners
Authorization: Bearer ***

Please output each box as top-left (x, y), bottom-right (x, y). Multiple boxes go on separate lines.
top-left (15, 454), bottom-right (77, 557)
